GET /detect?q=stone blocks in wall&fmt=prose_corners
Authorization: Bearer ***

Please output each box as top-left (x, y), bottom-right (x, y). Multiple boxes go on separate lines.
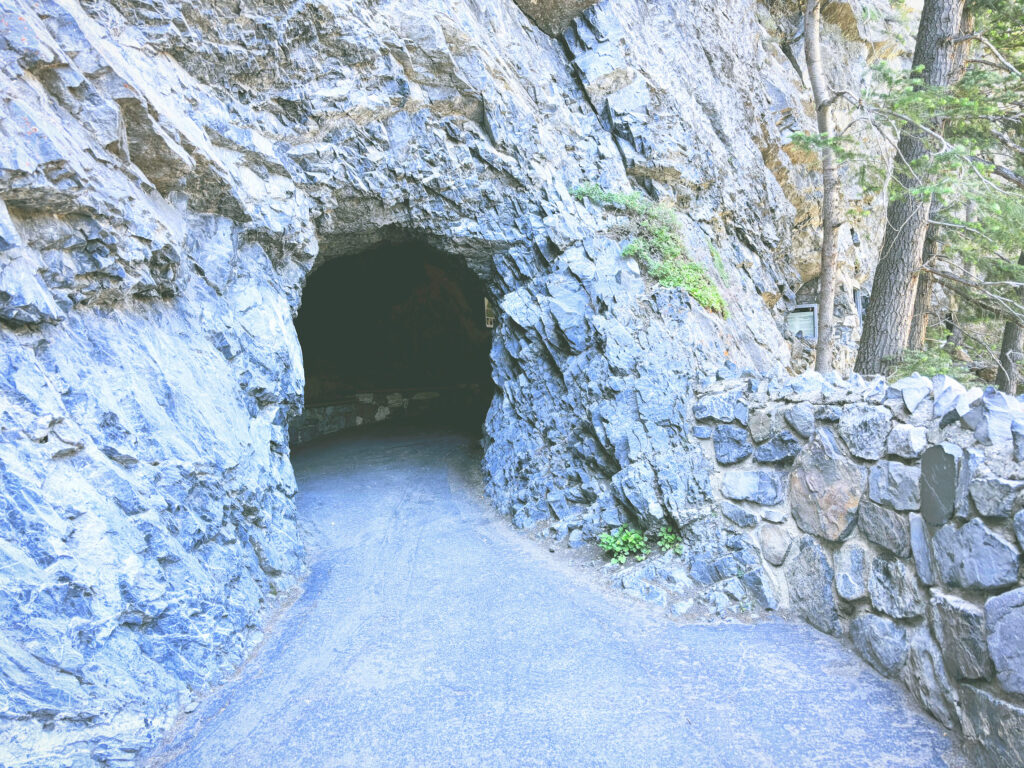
top-left (786, 536), bottom-right (841, 635)
top-left (920, 443), bottom-right (963, 526)
top-left (721, 470), bottom-right (784, 506)
top-left (931, 591), bottom-right (993, 681)
top-left (851, 613), bottom-right (908, 677)
top-left (859, 499), bottom-right (910, 557)
top-left (985, 587), bottom-right (1024, 696)
top-left (932, 519), bottom-right (1020, 592)
top-left (838, 403), bottom-right (892, 460)
top-left (868, 460), bottom-right (921, 512)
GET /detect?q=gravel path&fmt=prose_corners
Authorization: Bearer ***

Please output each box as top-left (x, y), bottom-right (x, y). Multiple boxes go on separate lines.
top-left (146, 427), bottom-right (967, 768)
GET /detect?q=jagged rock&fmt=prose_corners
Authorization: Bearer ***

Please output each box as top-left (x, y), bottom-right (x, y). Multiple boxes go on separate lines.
top-left (712, 424), bottom-right (753, 465)
top-left (909, 514), bottom-right (935, 586)
top-left (932, 375), bottom-right (967, 421)
top-left (850, 613), bottom-right (908, 677)
top-left (868, 460), bottom-right (920, 512)
top-left (838, 403), bottom-right (892, 460)
top-left (900, 627), bottom-right (958, 730)
top-left (985, 587), bottom-right (1024, 696)
top-left (789, 428), bottom-right (864, 541)
top-left (786, 536), bottom-right (841, 635)
top-left (512, 0), bottom-right (601, 35)
top-left (748, 408), bottom-right (783, 443)
top-left (1014, 419), bottom-right (1024, 462)
top-left (885, 424), bottom-right (927, 459)
top-left (931, 591), bottom-right (992, 681)
top-left (959, 685), bottom-right (1024, 768)
top-left (962, 388), bottom-right (1021, 445)
top-left (694, 391), bottom-right (748, 425)
top-left (932, 519), bottom-right (1020, 592)
top-left (869, 556), bottom-right (925, 619)
top-left (721, 470), bottom-right (784, 506)
top-left (1016, 510), bottom-right (1024, 549)
top-left (969, 475), bottom-right (1024, 519)
top-left (890, 374), bottom-right (932, 413)
top-left (834, 542), bottom-right (868, 601)
top-left (753, 430), bottom-right (802, 464)
top-left (758, 524), bottom-right (792, 566)
top-left (859, 499), bottom-right (911, 557)
top-left (784, 402), bottom-right (816, 439)
top-left (919, 443), bottom-right (962, 526)
top-left (720, 500), bottom-right (757, 528)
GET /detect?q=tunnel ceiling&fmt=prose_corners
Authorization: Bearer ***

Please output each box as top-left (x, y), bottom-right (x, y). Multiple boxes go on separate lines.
top-left (295, 241), bottom-right (493, 404)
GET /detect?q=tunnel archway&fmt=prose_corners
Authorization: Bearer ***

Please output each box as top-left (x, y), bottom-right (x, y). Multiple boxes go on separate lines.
top-left (289, 240), bottom-right (495, 444)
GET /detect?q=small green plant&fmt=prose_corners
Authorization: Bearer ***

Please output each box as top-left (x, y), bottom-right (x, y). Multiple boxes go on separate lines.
top-left (656, 526), bottom-right (682, 555)
top-left (709, 242), bottom-right (729, 284)
top-left (573, 183), bottom-right (728, 316)
top-left (598, 527), bottom-right (651, 565)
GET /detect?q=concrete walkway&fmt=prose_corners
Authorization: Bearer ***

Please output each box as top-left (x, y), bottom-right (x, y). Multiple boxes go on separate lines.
top-left (145, 427), bottom-right (967, 768)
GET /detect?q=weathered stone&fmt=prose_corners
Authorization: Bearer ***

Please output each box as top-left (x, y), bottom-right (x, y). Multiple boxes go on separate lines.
top-left (850, 613), bottom-right (908, 677)
top-left (986, 587), bottom-right (1024, 696)
top-left (1016, 510), bottom-right (1024, 549)
top-left (969, 475), bottom-right (1024, 519)
top-left (919, 443), bottom-right (962, 526)
top-left (959, 684), bottom-right (1024, 768)
top-left (858, 499), bottom-right (911, 557)
top-left (748, 408), bottom-right (781, 443)
top-left (1014, 419), bottom-right (1024, 462)
top-left (815, 404), bottom-right (842, 423)
top-left (692, 425), bottom-right (713, 439)
top-left (758, 524), bottom-right (792, 567)
top-left (900, 628), bottom-right (958, 729)
top-left (512, 0), bottom-right (602, 35)
top-left (789, 428), bottom-right (864, 541)
top-left (962, 388), bottom-right (1021, 445)
top-left (720, 500), bottom-right (757, 528)
top-left (834, 542), bottom-right (867, 601)
top-left (891, 374), bottom-right (932, 414)
top-left (932, 519), bottom-right (1020, 592)
top-left (838, 403), bottom-right (892, 460)
top-left (785, 536), bottom-right (841, 635)
top-left (909, 514), bottom-right (935, 586)
top-left (885, 424), bottom-right (927, 460)
top-left (784, 402), bottom-right (815, 439)
top-left (868, 461), bottom-right (920, 512)
top-left (722, 470), bottom-right (784, 506)
top-left (712, 424), bottom-right (753, 465)
top-left (869, 556), bottom-right (925, 619)
top-left (932, 375), bottom-right (967, 421)
top-left (694, 391), bottom-right (748, 425)
top-left (753, 430), bottom-right (802, 464)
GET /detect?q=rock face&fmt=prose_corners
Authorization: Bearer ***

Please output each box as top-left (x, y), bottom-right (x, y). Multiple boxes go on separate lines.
top-left (1, 0), bottom-right (1022, 766)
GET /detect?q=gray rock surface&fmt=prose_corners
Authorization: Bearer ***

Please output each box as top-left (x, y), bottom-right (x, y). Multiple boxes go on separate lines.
top-left (985, 588), bottom-right (1024, 696)
top-left (887, 424), bottom-right (927, 459)
top-left (835, 542), bottom-right (868, 602)
top-left (920, 443), bottom-right (963, 526)
top-left (910, 513), bottom-right (936, 586)
top-left (959, 685), bottom-right (1024, 768)
top-left (851, 613), bottom-right (908, 677)
top-left (932, 519), bottom-right (1020, 592)
top-left (786, 536), bottom-right (841, 636)
top-left (712, 424), bottom-right (754, 465)
top-left (722, 470), bottom-right (784, 506)
top-left (758, 524), bottom-right (792, 566)
top-left (901, 628), bottom-right (959, 730)
top-left (869, 556), bottom-right (926, 619)
top-left (859, 499), bottom-right (911, 557)
top-left (789, 428), bottom-right (864, 540)
top-left (931, 591), bottom-right (994, 681)
top-left (839, 403), bottom-right (892, 460)
top-left (969, 475), bottom-right (1024, 519)
top-left (868, 460), bottom-right (921, 512)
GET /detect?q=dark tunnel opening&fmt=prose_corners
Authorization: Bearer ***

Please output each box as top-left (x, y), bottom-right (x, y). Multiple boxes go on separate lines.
top-left (289, 241), bottom-right (495, 444)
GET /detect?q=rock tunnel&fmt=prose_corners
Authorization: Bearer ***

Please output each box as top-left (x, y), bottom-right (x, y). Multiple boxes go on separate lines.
top-left (289, 240), bottom-right (496, 444)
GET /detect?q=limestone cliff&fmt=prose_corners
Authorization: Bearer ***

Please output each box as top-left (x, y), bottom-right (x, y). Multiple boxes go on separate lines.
top-left (1, 0), bottom-right (906, 763)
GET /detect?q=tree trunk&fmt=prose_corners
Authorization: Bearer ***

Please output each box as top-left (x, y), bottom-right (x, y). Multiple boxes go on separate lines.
top-left (907, 225), bottom-right (940, 350)
top-left (805, 0), bottom-right (839, 374)
top-left (995, 251), bottom-right (1024, 394)
top-left (853, 0), bottom-right (973, 374)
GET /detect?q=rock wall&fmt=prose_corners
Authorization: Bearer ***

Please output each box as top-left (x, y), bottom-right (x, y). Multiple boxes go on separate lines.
top-left (681, 372), bottom-right (1024, 767)
top-left (0, 0), bottom-right (934, 764)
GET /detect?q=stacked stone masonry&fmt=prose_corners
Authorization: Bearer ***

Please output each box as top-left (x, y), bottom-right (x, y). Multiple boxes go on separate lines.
top-left (688, 370), bottom-right (1024, 768)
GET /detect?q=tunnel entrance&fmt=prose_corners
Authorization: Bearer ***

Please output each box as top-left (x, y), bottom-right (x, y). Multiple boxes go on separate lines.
top-left (289, 240), bottom-right (495, 445)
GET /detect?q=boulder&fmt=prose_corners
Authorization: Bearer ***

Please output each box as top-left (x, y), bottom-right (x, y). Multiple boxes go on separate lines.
top-left (789, 428), bottom-right (864, 541)
top-left (850, 613), bottom-right (908, 677)
top-left (712, 424), bottom-right (753, 465)
top-left (858, 499), bottom-right (911, 557)
top-left (932, 519), bottom-right (1020, 592)
top-left (869, 556), bottom-right (925, 619)
top-left (838, 403), bottom-right (892, 460)
top-left (986, 587), bottom-right (1024, 696)
top-left (868, 460), bottom-right (920, 512)
top-left (931, 591), bottom-right (992, 680)
top-left (758, 524), bottom-right (792, 566)
top-left (722, 470), bottom-right (784, 506)
top-left (885, 424), bottom-right (927, 460)
top-left (786, 536), bottom-right (841, 635)
top-left (919, 443), bottom-right (961, 526)
top-left (834, 542), bottom-right (868, 601)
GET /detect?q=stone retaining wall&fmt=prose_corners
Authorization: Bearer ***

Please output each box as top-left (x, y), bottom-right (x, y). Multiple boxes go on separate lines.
top-left (691, 370), bottom-right (1024, 767)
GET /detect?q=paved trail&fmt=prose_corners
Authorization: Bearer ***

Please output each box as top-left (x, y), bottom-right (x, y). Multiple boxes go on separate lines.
top-left (146, 427), bottom-right (967, 768)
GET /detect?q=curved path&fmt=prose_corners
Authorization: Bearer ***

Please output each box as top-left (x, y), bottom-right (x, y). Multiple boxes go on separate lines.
top-left (147, 428), bottom-right (967, 768)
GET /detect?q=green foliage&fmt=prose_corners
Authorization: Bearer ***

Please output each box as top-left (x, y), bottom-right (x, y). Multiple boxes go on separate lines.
top-left (598, 527), bottom-right (651, 565)
top-left (573, 183), bottom-right (728, 316)
top-left (656, 526), bottom-right (683, 555)
top-left (890, 346), bottom-right (975, 383)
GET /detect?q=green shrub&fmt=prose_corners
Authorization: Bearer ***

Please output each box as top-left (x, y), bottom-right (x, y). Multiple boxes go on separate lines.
top-left (572, 183), bottom-right (728, 316)
top-left (656, 526), bottom-right (683, 555)
top-left (598, 527), bottom-right (651, 564)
